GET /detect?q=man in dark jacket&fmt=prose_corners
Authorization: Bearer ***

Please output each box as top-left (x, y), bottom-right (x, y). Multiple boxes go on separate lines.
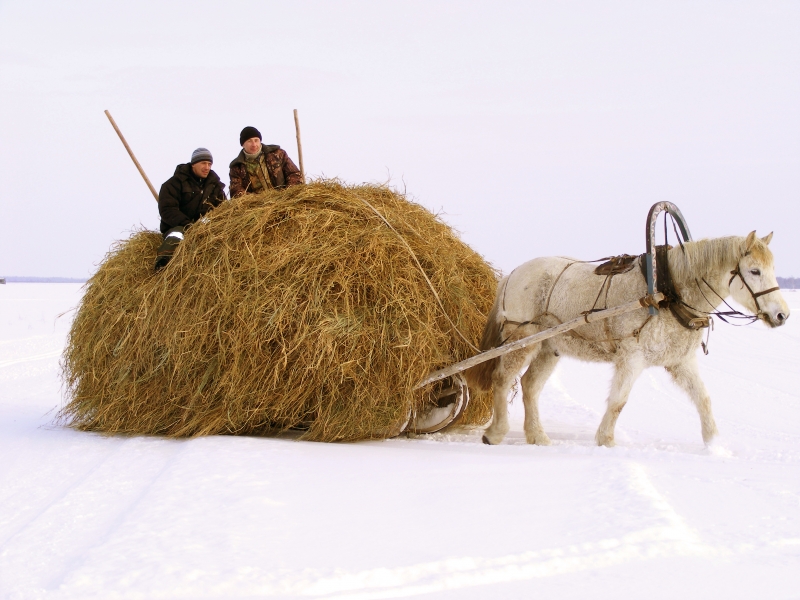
top-left (229, 126), bottom-right (302, 198)
top-left (154, 148), bottom-right (226, 271)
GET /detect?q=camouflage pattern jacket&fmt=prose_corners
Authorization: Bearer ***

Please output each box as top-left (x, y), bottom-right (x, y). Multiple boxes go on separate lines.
top-left (229, 144), bottom-right (302, 197)
top-left (158, 164), bottom-right (226, 234)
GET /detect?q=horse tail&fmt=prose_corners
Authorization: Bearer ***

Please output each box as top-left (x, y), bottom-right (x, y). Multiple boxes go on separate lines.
top-left (464, 277), bottom-right (507, 391)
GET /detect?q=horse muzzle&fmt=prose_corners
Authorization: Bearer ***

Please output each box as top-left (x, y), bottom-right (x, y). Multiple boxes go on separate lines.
top-left (761, 308), bottom-right (790, 328)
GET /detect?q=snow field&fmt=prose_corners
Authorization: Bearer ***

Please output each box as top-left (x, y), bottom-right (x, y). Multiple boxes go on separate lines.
top-left (1, 284), bottom-right (798, 599)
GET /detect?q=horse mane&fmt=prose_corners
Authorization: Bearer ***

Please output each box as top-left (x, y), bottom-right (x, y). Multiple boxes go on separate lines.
top-left (667, 236), bottom-right (743, 285)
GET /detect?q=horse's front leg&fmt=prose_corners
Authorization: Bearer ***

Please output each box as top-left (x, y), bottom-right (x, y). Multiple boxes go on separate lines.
top-left (665, 356), bottom-right (718, 444)
top-left (521, 347), bottom-right (559, 445)
top-left (595, 354), bottom-right (645, 447)
top-left (482, 347), bottom-right (536, 445)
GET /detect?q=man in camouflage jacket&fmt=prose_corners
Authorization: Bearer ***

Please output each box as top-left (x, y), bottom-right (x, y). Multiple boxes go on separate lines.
top-left (229, 126), bottom-right (303, 197)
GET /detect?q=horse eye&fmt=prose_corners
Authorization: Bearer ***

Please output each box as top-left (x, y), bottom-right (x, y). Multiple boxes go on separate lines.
top-left (750, 269), bottom-right (761, 276)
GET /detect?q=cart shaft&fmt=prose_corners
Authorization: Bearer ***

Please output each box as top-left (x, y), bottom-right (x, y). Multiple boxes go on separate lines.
top-left (416, 292), bottom-right (664, 389)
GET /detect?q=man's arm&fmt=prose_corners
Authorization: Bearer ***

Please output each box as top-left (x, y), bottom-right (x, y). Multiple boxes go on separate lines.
top-left (207, 181), bottom-right (227, 208)
top-left (229, 164), bottom-right (248, 198)
top-left (158, 178), bottom-right (192, 228)
top-left (282, 152), bottom-right (303, 186)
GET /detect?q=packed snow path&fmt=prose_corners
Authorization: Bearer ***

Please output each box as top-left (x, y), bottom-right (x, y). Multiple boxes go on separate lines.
top-left (1, 284), bottom-right (798, 599)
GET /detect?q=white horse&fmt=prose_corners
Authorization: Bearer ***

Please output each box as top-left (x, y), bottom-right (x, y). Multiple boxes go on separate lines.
top-left (467, 232), bottom-right (789, 447)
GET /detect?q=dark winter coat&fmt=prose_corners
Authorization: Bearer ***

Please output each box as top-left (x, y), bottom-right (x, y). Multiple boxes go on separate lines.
top-left (158, 164), bottom-right (226, 234)
top-left (229, 144), bottom-right (302, 198)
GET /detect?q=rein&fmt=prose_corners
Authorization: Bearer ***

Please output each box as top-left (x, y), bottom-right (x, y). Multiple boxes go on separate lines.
top-left (653, 230), bottom-right (780, 329)
top-left (670, 253), bottom-right (782, 352)
top-left (679, 254), bottom-right (781, 327)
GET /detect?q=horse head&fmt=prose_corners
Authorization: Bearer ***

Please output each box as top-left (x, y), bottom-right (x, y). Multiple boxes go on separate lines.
top-left (728, 231), bottom-right (790, 328)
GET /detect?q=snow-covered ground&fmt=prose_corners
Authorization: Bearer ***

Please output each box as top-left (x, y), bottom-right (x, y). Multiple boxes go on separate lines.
top-left (1, 283), bottom-right (798, 599)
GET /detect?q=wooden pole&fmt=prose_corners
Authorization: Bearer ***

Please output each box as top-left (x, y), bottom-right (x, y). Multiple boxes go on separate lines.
top-left (104, 110), bottom-right (159, 202)
top-left (415, 293), bottom-right (665, 389)
top-left (293, 108), bottom-right (305, 183)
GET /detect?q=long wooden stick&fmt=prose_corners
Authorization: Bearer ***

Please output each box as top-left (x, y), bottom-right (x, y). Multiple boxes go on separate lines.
top-left (415, 293), bottom-right (665, 389)
top-left (104, 110), bottom-right (158, 201)
top-left (293, 108), bottom-right (305, 183)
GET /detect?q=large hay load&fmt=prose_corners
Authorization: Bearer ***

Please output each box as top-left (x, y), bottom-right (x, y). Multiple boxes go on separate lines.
top-left (61, 181), bottom-right (497, 441)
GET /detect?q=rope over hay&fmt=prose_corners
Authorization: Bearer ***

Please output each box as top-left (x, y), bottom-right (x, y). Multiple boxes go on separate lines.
top-left (59, 180), bottom-right (498, 441)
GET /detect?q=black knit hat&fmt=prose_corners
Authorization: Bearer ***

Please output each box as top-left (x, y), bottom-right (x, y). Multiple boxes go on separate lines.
top-left (190, 147), bottom-right (213, 164)
top-left (240, 126), bottom-right (262, 146)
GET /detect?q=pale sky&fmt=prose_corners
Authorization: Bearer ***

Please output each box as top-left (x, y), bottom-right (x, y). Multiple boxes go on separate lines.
top-left (1, 0), bottom-right (797, 277)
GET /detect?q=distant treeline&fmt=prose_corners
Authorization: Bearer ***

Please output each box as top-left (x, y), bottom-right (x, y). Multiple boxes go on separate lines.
top-left (778, 277), bottom-right (799, 289)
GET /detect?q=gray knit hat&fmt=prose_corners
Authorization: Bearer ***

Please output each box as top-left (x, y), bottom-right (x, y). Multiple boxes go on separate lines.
top-left (190, 147), bottom-right (213, 164)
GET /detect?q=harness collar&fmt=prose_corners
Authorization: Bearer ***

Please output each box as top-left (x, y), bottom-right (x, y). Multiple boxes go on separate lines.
top-left (637, 245), bottom-right (711, 331)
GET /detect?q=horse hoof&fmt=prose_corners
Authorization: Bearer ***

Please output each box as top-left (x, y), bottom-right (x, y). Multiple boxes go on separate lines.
top-left (482, 435), bottom-right (492, 445)
top-left (527, 434), bottom-right (551, 446)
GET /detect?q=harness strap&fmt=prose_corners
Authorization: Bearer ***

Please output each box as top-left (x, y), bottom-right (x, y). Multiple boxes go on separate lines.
top-left (544, 261), bottom-right (575, 314)
top-left (753, 287), bottom-right (781, 298)
top-left (502, 255), bottom-right (657, 349)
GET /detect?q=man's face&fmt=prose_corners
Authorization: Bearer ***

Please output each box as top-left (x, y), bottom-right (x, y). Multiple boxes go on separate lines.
top-left (192, 161), bottom-right (212, 178)
top-left (243, 137), bottom-right (262, 155)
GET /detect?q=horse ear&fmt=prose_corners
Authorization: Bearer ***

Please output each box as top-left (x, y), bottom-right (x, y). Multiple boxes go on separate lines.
top-left (745, 231), bottom-right (757, 251)
top-left (761, 231), bottom-right (773, 245)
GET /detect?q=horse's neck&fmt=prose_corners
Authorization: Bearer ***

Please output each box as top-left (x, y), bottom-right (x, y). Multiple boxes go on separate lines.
top-left (667, 237), bottom-right (743, 311)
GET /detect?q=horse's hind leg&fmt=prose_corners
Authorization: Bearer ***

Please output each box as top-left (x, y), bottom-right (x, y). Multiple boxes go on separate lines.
top-left (595, 355), bottom-right (645, 447)
top-left (521, 346), bottom-right (559, 445)
top-left (482, 347), bottom-right (537, 445)
top-left (665, 356), bottom-right (718, 444)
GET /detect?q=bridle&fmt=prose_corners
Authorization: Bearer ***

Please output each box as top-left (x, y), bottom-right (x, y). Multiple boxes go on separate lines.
top-left (687, 250), bottom-right (781, 328)
top-left (644, 206), bottom-right (782, 335)
top-left (727, 259), bottom-right (780, 322)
